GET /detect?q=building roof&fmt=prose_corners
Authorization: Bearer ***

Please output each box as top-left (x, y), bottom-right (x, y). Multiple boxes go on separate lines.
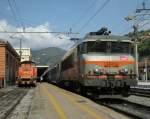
top-left (0, 39), bottom-right (20, 60)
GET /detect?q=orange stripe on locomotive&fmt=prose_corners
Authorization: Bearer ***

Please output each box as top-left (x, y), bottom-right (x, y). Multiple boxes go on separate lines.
top-left (82, 60), bottom-right (135, 67)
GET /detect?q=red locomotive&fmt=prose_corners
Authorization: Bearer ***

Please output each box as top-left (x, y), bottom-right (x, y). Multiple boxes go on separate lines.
top-left (17, 61), bottom-right (37, 86)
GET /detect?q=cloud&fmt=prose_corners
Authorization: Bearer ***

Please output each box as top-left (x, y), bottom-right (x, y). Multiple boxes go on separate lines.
top-left (0, 20), bottom-right (74, 50)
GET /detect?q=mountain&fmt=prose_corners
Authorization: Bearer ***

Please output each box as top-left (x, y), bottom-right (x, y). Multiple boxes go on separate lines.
top-left (32, 47), bottom-right (66, 65)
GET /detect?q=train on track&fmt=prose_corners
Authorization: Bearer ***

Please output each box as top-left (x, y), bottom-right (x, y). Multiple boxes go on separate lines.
top-left (16, 61), bottom-right (37, 87)
top-left (45, 28), bottom-right (137, 98)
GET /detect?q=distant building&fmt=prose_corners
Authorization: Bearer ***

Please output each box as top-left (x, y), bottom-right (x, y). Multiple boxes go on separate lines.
top-left (139, 57), bottom-right (150, 81)
top-left (15, 48), bottom-right (31, 62)
top-left (0, 40), bottom-right (20, 88)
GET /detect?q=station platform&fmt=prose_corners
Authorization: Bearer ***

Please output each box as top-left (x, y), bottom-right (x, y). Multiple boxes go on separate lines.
top-left (27, 83), bottom-right (129, 119)
top-left (132, 81), bottom-right (150, 89)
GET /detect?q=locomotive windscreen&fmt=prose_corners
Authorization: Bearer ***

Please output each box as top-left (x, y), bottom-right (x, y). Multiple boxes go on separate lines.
top-left (87, 41), bottom-right (107, 52)
top-left (111, 42), bottom-right (133, 54)
top-left (82, 41), bottom-right (133, 54)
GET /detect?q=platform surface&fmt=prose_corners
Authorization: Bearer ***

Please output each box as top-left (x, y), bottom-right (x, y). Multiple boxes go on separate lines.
top-left (27, 83), bottom-right (129, 119)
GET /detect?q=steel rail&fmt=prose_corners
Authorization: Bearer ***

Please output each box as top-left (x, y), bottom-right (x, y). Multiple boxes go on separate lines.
top-left (0, 89), bottom-right (28, 119)
top-left (96, 99), bottom-right (150, 119)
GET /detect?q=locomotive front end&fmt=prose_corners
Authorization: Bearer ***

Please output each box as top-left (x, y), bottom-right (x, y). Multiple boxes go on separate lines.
top-left (79, 36), bottom-right (137, 96)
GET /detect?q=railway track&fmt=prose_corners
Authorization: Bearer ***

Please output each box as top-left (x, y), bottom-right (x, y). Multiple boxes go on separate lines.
top-left (131, 88), bottom-right (150, 98)
top-left (0, 88), bottom-right (28, 119)
top-left (51, 83), bottom-right (150, 118)
top-left (96, 98), bottom-right (150, 119)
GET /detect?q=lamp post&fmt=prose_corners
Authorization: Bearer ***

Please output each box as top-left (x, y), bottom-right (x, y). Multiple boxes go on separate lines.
top-left (19, 38), bottom-right (22, 61)
top-left (125, 16), bottom-right (139, 81)
top-left (144, 58), bottom-right (148, 82)
top-left (125, 2), bottom-right (150, 81)
top-left (133, 24), bottom-right (139, 81)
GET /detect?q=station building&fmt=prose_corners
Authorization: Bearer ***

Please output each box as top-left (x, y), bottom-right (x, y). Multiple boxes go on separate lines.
top-left (0, 40), bottom-right (20, 88)
top-left (15, 48), bottom-right (31, 62)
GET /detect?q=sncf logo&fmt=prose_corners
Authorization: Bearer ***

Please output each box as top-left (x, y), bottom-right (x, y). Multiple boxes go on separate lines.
top-left (120, 56), bottom-right (128, 61)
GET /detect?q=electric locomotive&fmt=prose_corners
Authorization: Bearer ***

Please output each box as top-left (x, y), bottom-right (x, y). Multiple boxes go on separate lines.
top-left (59, 29), bottom-right (137, 97)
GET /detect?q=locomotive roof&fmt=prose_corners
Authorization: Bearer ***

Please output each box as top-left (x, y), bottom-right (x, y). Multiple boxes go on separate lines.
top-left (62, 35), bottom-right (132, 61)
top-left (82, 34), bottom-right (131, 42)
top-left (21, 60), bottom-right (36, 64)
top-left (70, 35), bottom-right (132, 48)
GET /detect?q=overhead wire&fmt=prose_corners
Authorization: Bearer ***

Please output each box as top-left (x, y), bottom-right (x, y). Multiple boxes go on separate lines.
top-left (71, 0), bottom-right (98, 29)
top-left (139, 20), bottom-right (150, 30)
top-left (118, 0), bottom-right (150, 35)
top-left (0, 9), bottom-right (38, 27)
top-left (7, 0), bottom-right (20, 26)
top-left (118, 26), bottom-right (132, 35)
top-left (118, 19), bottom-right (150, 35)
top-left (78, 0), bottom-right (111, 33)
top-left (12, 0), bottom-right (25, 30)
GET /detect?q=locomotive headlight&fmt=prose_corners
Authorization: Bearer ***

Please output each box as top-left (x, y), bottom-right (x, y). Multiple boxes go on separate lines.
top-left (95, 68), bottom-right (99, 72)
top-left (124, 68), bottom-right (128, 73)
top-left (93, 68), bottom-right (100, 75)
top-left (119, 68), bottom-right (128, 74)
top-left (94, 68), bottom-right (105, 75)
top-left (122, 68), bottom-right (128, 74)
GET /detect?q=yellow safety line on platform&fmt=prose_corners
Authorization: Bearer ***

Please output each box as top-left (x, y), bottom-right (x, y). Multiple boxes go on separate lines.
top-left (45, 83), bottom-right (103, 119)
top-left (41, 85), bottom-right (68, 119)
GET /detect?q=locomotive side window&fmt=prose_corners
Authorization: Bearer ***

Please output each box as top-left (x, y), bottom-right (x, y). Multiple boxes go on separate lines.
top-left (79, 43), bottom-right (87, 54)
top-left (61, 53), bottom-right (75, 71)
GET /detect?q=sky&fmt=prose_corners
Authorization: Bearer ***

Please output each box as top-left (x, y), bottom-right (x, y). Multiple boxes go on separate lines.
top-left (0, 0), bottom-right (149, 50)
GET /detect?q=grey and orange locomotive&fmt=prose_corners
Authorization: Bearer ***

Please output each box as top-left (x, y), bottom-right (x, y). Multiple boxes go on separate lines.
top-left (47, 29), bottom-right (137, 97)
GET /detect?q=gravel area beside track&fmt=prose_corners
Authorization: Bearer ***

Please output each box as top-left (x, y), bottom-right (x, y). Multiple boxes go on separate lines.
top-left (6, 89), bottom-right (34, 119)
top-left (125, 95), bottom-right (150, 107)
top-left (97, 98), bottom-right (150, 119)
top-left (0, 86), bottom-right (17, 97)
top-left (0, 88), bottom-right (28, 119)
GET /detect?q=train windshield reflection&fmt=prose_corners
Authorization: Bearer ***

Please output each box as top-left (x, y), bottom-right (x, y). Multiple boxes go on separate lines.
top-left (87, 41), bottom-right (107, 53)
top-left (85, 41), bottom-right (133, 54)
top-left (111, 42), bottom-right (132, 54)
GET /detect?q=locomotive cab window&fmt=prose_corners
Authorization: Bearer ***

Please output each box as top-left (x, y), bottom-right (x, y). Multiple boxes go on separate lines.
top-left (111, 42), bottom-right (133, 54)
top-left (86, 41), bottom-right (107, 53)
top-left (82, 41), bottom-right (107, 53)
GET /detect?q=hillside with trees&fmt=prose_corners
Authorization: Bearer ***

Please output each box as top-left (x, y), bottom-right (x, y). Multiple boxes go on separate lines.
top-left (126, 29), bottom-right (150, 59)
